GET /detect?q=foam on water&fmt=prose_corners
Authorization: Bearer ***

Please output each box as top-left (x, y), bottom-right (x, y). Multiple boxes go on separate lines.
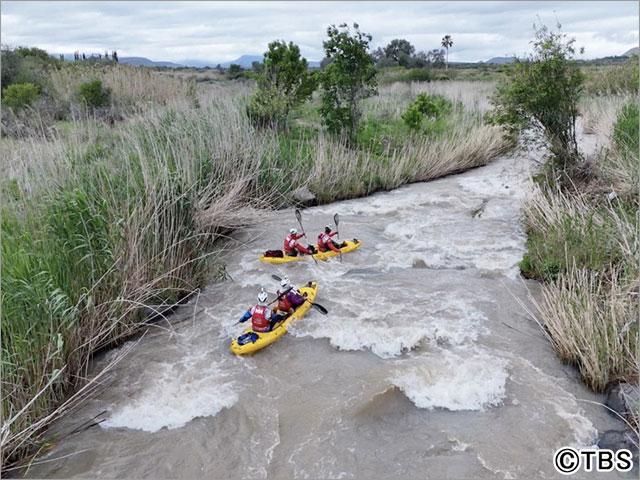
top-left (391, 350), bottom-right (509, 411)
top-left (377, 217), bottom-right (526, 277)
top-left (103, 355), bottom-right (237, 432)
top-left (290, 289), bottom-right (488, 358)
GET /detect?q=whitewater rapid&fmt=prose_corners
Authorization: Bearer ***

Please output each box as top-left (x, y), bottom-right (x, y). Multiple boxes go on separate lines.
top-left (25, 144), bottom-right (630, 479)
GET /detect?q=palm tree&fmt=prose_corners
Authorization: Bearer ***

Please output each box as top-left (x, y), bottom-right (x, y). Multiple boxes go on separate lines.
top-left (441, 35), bottom-right (453, 70)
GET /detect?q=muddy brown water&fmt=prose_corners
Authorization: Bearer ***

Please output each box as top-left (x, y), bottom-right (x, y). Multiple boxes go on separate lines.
top-left (25, 141), bottom-right (631, 479)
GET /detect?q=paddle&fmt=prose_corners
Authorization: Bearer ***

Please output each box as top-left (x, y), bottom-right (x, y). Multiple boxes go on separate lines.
top-left (334, 213), bottom-right (343, 263)
top-left (271, 274), bottom-right (328, 314)
top-left (295, 208), bottom-right (318, 265)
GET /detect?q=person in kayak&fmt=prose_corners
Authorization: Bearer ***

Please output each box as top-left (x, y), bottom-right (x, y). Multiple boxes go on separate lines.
top-left (272, 277), bottom-right (307, 322)
top-left (238, 289), bottom-right (275, 333)
top-left (317, 225), bottom-right (342, 253)
top-left (284, 228), bottom-right (315, 256)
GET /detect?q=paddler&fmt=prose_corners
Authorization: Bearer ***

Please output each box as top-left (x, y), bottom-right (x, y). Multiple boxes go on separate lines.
top-left (317, 225), bottom-right (343, 253)
top-left (272, 276), bottom-right (307, 322)
top-left (284, 228), bottom-right (315, 256)
top-left (238, 289), bottom-right (275, 332)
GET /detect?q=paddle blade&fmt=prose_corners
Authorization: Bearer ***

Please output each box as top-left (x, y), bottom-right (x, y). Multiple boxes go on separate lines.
top-left (311, 302), bottom-right (328, 315)
top-left (295, 209), bottom-right (302, 223)
top-left (334, 213), bottom-right (339, 227)
top-left (271, 274), bottom-right (282, 282)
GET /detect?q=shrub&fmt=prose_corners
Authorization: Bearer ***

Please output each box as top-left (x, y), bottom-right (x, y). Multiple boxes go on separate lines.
top-left (2, 83), bottom-right (40, 110)
top-left (226, 64), bottom-right (244, 80)
top-left (77, 79), bottom-right (111, 108)
top-left (247, 86), bottom-right (289, 128)
top-left (404, 68), bottom-right (433, 82)
top-left (401, 93), bottom-right (453, 130)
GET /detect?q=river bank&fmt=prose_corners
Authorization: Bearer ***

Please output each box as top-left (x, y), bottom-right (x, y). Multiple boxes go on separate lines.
top-left (20, 131), bottom-right (632, 479)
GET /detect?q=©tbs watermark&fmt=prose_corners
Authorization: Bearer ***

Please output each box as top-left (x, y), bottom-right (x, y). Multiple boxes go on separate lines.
top-left (553, 447), bottom-right (634, 475)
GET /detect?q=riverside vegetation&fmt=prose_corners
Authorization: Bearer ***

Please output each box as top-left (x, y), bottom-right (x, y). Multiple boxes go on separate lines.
top-left (1, 26), bottom-right (510, 471)
top-left (490, 25), bottom-right (638, 436)
top-left (1, 23), bottom-right (638, 472)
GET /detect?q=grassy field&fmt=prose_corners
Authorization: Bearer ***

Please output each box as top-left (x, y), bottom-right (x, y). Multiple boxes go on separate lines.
top-left (0, 63), bottom-right (511, 470)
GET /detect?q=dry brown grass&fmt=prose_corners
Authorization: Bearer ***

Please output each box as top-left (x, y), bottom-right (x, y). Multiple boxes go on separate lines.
top-left (536, 265), bottom-right (638, 390)
top-left (579, 94), bottom-right (633, 141)
top-left (48, 64), bottom-right (195, 111)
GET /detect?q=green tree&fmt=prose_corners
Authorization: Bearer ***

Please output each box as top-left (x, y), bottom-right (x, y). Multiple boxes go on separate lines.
top-left (247, 40), bottom-right (316, 128)
top-left (490, 24), bottom-right (584, 173)
top-left (320, 23), bottom-right (377, 141)
top-left (383, 39), bottom-right (415, 67)
top-left (441, 35), bottom-right (453, 70)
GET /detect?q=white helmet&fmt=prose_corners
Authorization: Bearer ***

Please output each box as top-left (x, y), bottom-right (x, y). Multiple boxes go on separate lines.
top-left (257, 289), bottom-right (268, 304)
top-left (280, 276), bottom-right (290, 289)
top-left (289, 228), bottom-right (298, 235)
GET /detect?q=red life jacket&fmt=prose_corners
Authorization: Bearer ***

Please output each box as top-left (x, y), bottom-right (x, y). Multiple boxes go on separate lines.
top-left (284, 234), bottom-right (299, 253)
top-left (251, 305), bottom-right (270, 332)
top-left (317, 231), bottom-right (337, 252)
top-left (277, 290), bottom-right (293, 312)
top-left (317, 233), bottom-right (326, 250)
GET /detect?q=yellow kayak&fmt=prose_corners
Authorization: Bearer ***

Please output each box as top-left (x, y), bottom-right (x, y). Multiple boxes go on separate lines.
top-left (230, 282), bottom-right (318, 355)
top-left (259, 239), bottom-right (362, 264)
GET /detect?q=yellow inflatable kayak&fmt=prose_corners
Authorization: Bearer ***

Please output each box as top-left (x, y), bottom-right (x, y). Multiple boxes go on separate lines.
top-left (259, 239), bottom-right (362, 264)
top-left (230, 282), bottom-right (318, 355)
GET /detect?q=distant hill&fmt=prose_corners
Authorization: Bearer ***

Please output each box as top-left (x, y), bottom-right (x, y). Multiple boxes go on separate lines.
top-left (484, 56), bottom-right (517, 64)
top-left (221, 54), bottom-right (320, 69)
top-left (119, 57), bottom-right (183, 68)
top-left (221, 54), bottom-right (263, 68)
top-left (623, 46), bottom-right (639, 57)
top-left (180, 59), bottom-right (218, 68)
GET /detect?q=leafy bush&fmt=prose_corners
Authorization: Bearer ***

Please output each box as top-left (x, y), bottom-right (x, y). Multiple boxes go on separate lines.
top-left (490, 24), bottom-right (584, 172)
top-left (77, 79), bottom-right (111, 108)
top-left (247, 86), bottom-right (290, 128)
top-left (377, 67), bottom-right (435, 85)
top-left (401, 93), bottom-right (453, 130)
top-left (2, 83), bottom-right (40, 110)
top-left (613, 102), bottom-right (639, 153)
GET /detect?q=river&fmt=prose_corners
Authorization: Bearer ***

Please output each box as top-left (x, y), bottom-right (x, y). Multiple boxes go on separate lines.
top-left (25, 139), bottom-right (629, 479)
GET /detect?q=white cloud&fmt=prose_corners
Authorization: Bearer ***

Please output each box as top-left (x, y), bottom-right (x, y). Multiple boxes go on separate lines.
top-left (1, 1), bottom-right (637, 62)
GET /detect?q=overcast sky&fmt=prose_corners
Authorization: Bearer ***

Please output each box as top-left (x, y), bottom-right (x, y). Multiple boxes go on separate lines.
top-left (1, 1), bottom-right (638, 63)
